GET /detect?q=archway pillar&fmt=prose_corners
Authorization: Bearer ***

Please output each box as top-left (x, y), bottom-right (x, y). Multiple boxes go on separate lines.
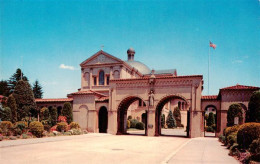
top-left (107, 110), bottom-right (118, 135)
top-left (147, 107), bottom-right (156, 136)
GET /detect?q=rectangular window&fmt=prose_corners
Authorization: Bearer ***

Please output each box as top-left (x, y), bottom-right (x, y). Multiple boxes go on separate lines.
top-left (106, 76), bottom-right (110, 85)
top-left (94, 77), bottom-right (97, 86)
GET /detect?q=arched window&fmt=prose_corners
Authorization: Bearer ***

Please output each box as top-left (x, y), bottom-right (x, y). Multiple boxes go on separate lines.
top-left (99, 70), bottom-right (105, 85)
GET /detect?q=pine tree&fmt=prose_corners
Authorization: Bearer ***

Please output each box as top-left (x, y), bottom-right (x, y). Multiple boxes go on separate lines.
top-left (166, 110), bottom-right (176, 128)
top-left (62, 102), bottom-right (73, 124)
top-left (33, 80), bottom-right (43, 98)
top-left (0, 80), bottom-right (10, 96)
top-left (13, 80), bottom-right (36, 120)
top-left (173, 107), bottom-right (182, 127)
top-left (7, 94), bottom-right (17, 123)
top-left (8, 68), bottom-right (28, 94)
top-left (50, 107), bottom-right (57, 126)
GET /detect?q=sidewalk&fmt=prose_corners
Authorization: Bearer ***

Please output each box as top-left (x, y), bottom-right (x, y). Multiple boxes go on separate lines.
top-left (166, 137), bottom-right (239, 164)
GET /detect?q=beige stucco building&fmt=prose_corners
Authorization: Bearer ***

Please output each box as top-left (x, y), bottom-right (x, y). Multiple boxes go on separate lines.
top-left (36, 48), bottom-right (259, 138)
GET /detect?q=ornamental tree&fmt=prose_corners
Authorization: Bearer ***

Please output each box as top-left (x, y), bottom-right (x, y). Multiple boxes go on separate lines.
top-left (13, 80), bottom-right (36, 120)
top-left (50, 107), bottom-right (57, 126)
top-left (7, 94), bottom-right (17, 123)
top-left (166, 110), bottom-right (176, 128)
top-left (227, 104), bottom-right (243, 127)
top-left (247, 91), bottom-right (260, 122)
top-left (173, 107), bottom-right (182, 127)
top-left (207, 112), bottom-right (215, 127)
top-left (62, 102), bottom-right (73, 124)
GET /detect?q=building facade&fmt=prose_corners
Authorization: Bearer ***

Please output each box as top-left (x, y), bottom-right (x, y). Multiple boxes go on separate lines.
top-left (36, 48), bottom-right (259, 138)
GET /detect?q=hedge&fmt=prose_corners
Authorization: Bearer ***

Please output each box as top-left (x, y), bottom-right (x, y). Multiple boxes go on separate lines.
top-left (29, 121), bottom-right (44, 138)
top-left (237, 123), bottom-right (260, 149)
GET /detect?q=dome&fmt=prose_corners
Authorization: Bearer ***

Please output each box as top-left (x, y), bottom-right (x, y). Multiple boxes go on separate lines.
top-left (125, 60), bottom-right (151, 75)
top-left (127, 48), bottom-right (135, 54)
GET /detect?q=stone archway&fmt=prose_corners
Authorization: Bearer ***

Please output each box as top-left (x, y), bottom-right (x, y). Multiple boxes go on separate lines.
top-left (155, 95), bottom-right (189, 137)
top-left (117, 96), bottom-right (147, 135)
top-left (99, 106), bottom-right (108, 133)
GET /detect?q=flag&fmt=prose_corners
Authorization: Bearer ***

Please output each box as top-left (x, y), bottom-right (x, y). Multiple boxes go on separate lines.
top-left (209, 41), bottom-right (216, 49)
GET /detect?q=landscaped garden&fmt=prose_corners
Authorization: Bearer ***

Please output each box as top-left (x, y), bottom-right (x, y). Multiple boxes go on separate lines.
top-left (218, 91), bottom-right (260, 163)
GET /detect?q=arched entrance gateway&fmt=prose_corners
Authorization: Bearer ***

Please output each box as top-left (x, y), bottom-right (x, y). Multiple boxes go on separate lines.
top-left (108, 74), bottom-right (204, 138)
top-left (99, 106), bottom-right (108, 133)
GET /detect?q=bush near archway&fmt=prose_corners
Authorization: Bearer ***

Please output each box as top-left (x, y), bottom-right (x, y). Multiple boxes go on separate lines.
top-left (161, 114), bottom-right (165, 128)
top-left (207, 112), bottom-right (215, 127)
top-left (166, 110), bottom-right (176, 128)
top-left (237, 123), bottom-right (260, 149)
top-left (248, 91), bottom-right (260, 122)
top-left (29, 121), bottom-right (44, 138)
top-left (136, 122), bottom-right (145, 130)
top-left (227, 104), bottom-right (243, 127)
top-left (173, 107), bottom-right (182, 127)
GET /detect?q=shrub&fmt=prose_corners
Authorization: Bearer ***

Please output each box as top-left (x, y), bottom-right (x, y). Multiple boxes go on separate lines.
top-left (206, 126), bottom-right (214, 132)
top-left (43, 125), bottom-right (51, 132)
top-left (40, 107), bottom-right (49, 121)
top-left (227, 104), bottom-right (243, 127)
top-left (166, 110), bottom-right (176, 128)
top-left (227, 132), bottom-right (237, 148)
top-left (0, 136), bottom-right (3, 141)
top-left (237, 123), bottom-right (260, 149)
top-left (15, 121), bottom-right (28, 128)
top-left (130, 119), bottom-right (139, 128)
top-left (229, 143), bottom-right (239, 156)
top-left (70, 128), bottom-right (82, 135)
top-left (247, 91), bottom-right (260, 122)
top-left (136, 122), bottom-right (145, 130)
top-left (69, 122), bottom-right (80, 129)
top-left (224, 125), bottom-right (240, 138)
top-left (50, 107), bottom-right (57, 126)
top-left (9, 136), bottom-right (16, 140)
top-left (22, 133), bottom-right (28, 139)
top-left (127, 115), bottom-right (132, 120)
top-left (64, 132), bottom-right (72, 135)
top-left (127, 120), bottom-right (130, 129)
top-left (57, 122), bottom-right (68, 132)
top-left (218, 135), bottom-right (226, 143)
top-left (1, 107), bottom-right (12, 121)
top-left (50, 125), bottom-right (57, 132)
top-left (7, 94), bottom-right (17, 123)
top-left (173, 107), bottom-right (181, 127)
top-left (29, 121), bottom-right (44, 138)
top-left (249, 138), bottom-right (260, 154)
top-left (161, 114), bottom-right (165, 128)
top-left (207, 112), bottom-right (215, 127)
top-left (0, 121), bottom-right (13, 136)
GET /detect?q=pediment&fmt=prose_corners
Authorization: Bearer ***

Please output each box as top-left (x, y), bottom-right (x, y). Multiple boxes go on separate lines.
top-left (80, 50), bottom-right (123, 66)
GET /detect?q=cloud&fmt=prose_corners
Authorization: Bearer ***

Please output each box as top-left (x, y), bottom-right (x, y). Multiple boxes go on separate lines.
top-left (232, 60), bottom-right (243, 64)
top-left (59, 64), bottom-right (76, 70)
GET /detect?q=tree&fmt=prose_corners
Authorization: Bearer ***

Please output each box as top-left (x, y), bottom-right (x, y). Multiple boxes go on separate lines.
top-left (40, 107), bottom-right (49, 120)
top-left (207, 112), bottom-right (215, 127)
top-left (227, 104), bottom-right (243, 127)
top-left (0, 107), bottom-right (12, 121)
top-left (0, 80), bottom-right (10, 96)
top-left (7, 94), bottom-right (17, 123)
top-left (173, 107), bottom-right (182, 127)
top-left (166, 110), bottom-right (176, 128)
top-left (13, 80), bottom-right (36, 121)
top-left (8, 68), bottom-right (28, 94)
top-left (33, 80), bottom-right (43, 98)
top-left (248, 91), bottom-right (260, 122)
top-left (62, 102), bottom-right (73, 124)
top-left (161, 114), bottom-right (165, 128)
top-left (50, 107), bottom-right (57, 126)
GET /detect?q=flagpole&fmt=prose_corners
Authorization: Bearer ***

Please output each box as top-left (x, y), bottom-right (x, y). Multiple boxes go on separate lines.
top-left (208, 43), bottom-right (210, 95)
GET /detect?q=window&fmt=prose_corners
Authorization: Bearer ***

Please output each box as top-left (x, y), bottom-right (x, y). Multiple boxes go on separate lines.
top-left (106, 76), bottom-right (110, 85)
top-left (178, 101), bottom-right (181, 109)
top-left (99, 71), bottom-right (104, 85)
top-left (94, 77), bottom-right (97, 86)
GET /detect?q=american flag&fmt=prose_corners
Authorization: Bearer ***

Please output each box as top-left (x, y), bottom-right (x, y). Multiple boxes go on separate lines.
top-left (209, 41), bottom-right (216, 49)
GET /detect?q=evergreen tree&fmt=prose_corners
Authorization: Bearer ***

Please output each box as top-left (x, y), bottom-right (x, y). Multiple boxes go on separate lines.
top-left (0, 107), bottom-right (12, 121)
top-left (207, 112), bottom-right (215, 126)
top-left (173, 107), bottom-right (182, 127)
top-left (8, 68), bottom-right (28, 94)
top-left (248, 91), bottom-right (260, 122)
top-left (62, 102), bottom-right (73, 124)
top-left (161, 114), bottom-right (165, 128)
top-left (0, 80), bottom-right (10, 96)
top-left (33, 80), bottom-right (43, 98)
top-left (7, 94), bottom-right (17, 123)
top-left (40, 107), bottom-right (49, 120)
top-left (13, 80), bottom-right (36, 121)
top-left (50, 107), bottom-right (58, 126)
top-left (166, 110), bottom-right (176, 128)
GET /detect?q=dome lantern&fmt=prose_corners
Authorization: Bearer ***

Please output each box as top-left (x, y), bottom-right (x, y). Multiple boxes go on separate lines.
top-left (127, 47), bottom-right (135, 61)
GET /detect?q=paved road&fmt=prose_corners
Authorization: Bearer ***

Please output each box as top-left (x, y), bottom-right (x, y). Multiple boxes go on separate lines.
top-left (0, 133), bottom-right (238, 164)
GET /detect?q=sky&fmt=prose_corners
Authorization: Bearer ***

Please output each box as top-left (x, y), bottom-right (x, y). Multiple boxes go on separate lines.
top-left (0, 0), bottom-right (259, 98)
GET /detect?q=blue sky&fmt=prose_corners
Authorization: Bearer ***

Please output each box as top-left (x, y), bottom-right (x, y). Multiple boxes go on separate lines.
top-left (1, 0), bottom-right (259, 98)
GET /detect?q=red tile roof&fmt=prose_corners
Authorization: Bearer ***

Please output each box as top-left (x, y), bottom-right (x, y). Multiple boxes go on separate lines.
top-left (68, 90), bottom-right (107, 97)
top-left (201, 95), bottom-right (218, 100)
top-left (221, 84), bottom-right (259, 90)
top-left (35, 98), bottom-right (73, 103)
top-left (96, 96), bottom-right (109, 102)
